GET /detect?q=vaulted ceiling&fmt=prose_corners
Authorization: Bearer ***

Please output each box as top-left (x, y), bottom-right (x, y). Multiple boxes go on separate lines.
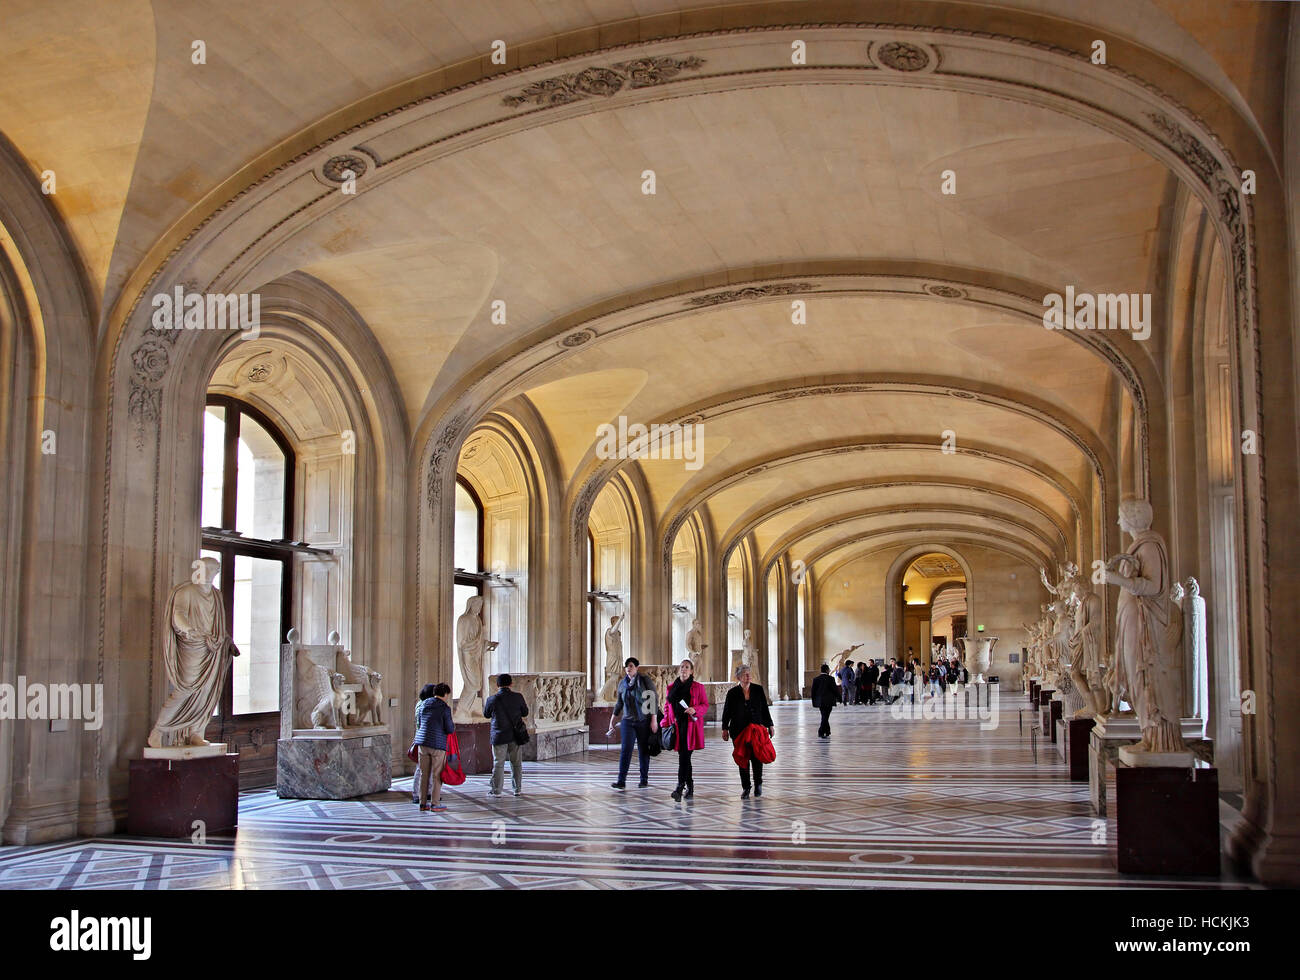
top-left (1, 0), bottom-right (1283, 584)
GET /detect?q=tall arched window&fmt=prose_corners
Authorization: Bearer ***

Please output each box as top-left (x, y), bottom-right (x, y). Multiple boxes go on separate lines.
top-left (451, 477), bottom-right (485, 697)
top-left (200, 396), bottom-right (295, 718)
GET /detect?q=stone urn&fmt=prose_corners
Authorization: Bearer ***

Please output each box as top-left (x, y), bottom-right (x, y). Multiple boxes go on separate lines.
top-left (971, 635), bottom-right (997, 683)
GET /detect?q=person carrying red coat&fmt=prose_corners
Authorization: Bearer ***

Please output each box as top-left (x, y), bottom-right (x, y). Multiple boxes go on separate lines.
top-left (663, 658), bottom-right (709, 801)
top-left (721, 663), bottom-right (776, 799)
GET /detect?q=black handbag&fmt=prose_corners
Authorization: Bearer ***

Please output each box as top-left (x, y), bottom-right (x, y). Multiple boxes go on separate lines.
top-left (646, 714), bottom-right (663, 756)
top-left (513, 715), bottom-right (529, 745)
top-left (660, 723), bottom-right (676, 751)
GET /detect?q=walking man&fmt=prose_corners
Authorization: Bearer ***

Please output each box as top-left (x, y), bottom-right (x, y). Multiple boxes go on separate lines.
top-left (811, 663), bottom-right (837, 738)
top-left (484, 673), bottom-right (528, 797)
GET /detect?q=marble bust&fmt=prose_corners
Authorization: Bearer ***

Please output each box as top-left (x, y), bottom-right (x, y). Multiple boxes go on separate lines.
top-left (147, 557), bottom-right (240, 748)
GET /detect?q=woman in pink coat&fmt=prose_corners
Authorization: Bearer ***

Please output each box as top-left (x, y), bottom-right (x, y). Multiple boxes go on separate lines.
top-left (663, 659), bottom-right (709, 801)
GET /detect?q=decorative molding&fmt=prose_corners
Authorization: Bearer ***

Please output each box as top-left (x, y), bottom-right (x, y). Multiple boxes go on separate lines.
top-left (686, 282), bottom-right (815, 307)
top-left (502, 55), bottom-right (706, 108)
top-left (425, 410), bottom-right (471, 513)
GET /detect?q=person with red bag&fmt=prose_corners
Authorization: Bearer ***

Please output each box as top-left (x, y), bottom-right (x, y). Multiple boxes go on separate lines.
top-left (413, 682), bottom-right (455, 812)
top-left (720, 664), bottom-right (775, 799)
top-left (663, 658), bottom-right (708, 801)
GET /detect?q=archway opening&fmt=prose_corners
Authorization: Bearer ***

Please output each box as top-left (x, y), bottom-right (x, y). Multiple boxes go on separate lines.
top-left (900, 552), bottom-right (967, 667)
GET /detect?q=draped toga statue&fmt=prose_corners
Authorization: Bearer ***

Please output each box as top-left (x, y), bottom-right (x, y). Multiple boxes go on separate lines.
top-left (599, 614), bottom-right (624, 703)
top-left (1103, 498), bottom-right (1187, 756)
top-left (454, 595), bottom-right (495, 722)
top-left (147, 557), bottom-right (240, 748)
top-left (1067, 580), bottom-right (1109, 718)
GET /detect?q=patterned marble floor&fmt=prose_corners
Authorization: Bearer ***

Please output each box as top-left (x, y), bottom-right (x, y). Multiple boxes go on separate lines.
top-left (0, 701), bottom-right (1255, 889)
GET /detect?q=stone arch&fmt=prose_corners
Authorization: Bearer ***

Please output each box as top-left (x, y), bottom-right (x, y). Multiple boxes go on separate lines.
top-left (885, 545), bottom-right (977, 665)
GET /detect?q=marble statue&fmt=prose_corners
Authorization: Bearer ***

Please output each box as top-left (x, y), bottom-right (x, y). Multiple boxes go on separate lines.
top-left (147, 557), bottom-right (240, 748)
top-left (686, 617), bottom-right (708, 678)
top-left (599, 614), bottom-right (624, 703)
top-left (741, 628), bottom-right (757, 668)
top-left (1102, 499), bottom-right (1187, 758)
top-left (338, 649), bottom-right (384, 726)
top-left (828, 642), bottom-right (864, 674)
top-left (454, 595), bottom-right (498, 722)
top-left (1066, 580), bottom-right (1109, 718)
top-left (309, 670), bottom-right (348, 729)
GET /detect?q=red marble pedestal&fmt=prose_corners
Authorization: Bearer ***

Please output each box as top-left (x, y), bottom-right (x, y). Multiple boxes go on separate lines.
top-left (1106, 758), bottom-right (1219, 876)
top-left (587, 706), bottom-right (618, 747)
top-left (127, 754), bottom-right (239, 838)
top-left (453, 721), bottom-right (493, 775)
top-left (1067, 717), bottom-right (1095, 781)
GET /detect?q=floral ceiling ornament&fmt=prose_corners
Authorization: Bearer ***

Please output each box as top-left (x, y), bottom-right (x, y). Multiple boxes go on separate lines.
top-left (875, 41), bottom-right (931, 72)
top-left (322, 155), bottom-right (367, 183)
top-left (502, 56), bottom-right (706, 108)
top-left (686, 283), bottom-right (815, 307)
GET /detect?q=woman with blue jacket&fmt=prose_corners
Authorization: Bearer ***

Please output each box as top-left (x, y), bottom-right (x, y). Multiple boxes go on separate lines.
top-left (414, 683), bottom-right (455, 812)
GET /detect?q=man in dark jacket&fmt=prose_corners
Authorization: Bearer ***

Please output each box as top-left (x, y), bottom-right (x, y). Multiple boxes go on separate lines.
top-left (607, 657), bottom-right (659, 790)
top-left (484, 673), bottom-right (529, 797)
top-left (810, 663), bottom-right (837, 738)
top-left (863, 659), bottom-right (880, 704)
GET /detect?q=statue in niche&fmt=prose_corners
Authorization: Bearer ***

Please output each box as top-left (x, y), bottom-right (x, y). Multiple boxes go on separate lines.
top-left (454, 595), bottom-right (498, 722)
top-left (147, 557), bottom-right (240, 748)
top-left (686, 617), bottom-right (708, 678)
top-left (741, 628), bottom-right (757, 668)
top-left (1066, 580), bottom-right (1109, 718)
top-left (599, 613), bottom-right (624, 703)
top-left (1102, 498), bottom-right (1187, 756)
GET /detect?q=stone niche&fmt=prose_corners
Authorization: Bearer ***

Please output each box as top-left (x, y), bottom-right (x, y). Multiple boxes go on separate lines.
top-left (508, 671), bottom-right (587, 761)
top-left (276, 633), bottom-right (391, 799)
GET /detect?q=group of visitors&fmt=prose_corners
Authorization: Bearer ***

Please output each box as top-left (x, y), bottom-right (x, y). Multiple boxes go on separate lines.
top-left (810, 651), bottom-right (970, 737)
top-left (411, 673), bottom-right (529, 812)
top-left (413, 658), bottom-right (779, 808)
top-left (606, 657), bottom-right (775, 800)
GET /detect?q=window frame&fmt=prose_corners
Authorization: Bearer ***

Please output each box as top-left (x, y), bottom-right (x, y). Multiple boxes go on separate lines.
top-left (201, 395), bottom-right (296, 718)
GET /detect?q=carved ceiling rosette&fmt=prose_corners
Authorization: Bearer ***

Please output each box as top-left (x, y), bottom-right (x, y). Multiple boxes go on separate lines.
top-left (872, 40), bottom-right (936, 73)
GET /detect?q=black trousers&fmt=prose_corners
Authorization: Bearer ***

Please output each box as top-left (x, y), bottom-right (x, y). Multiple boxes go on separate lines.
top-left (739, 758), bottom-right (764, 789)
top-left (677, 748), bottom-right (694, 786)
top-left (818, 705), bottom-right (832, 737)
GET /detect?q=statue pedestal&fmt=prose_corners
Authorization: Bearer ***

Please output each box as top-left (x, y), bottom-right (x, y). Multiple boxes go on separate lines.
top-left (143, 743), bottom-right (229, 760)
top-left (276, 733), bottom-right (391, 799)
top-left (1105, 757), bottom-right (1219, 876)
top-left (1089, 716), bottom-right (1213, 816)
top-left (1066, 717), bottom-right (1095, 780)
top-left (127, 753), bottom-right (239, 837)
top-left (453, 721), bottom-right (494, 775)
top-left (587, 704), bottom-right (616, 746)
